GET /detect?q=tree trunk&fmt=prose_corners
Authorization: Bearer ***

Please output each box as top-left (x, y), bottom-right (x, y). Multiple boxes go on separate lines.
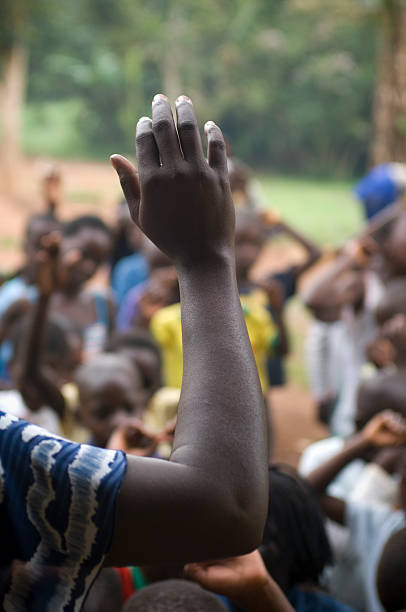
top-left (0, 43), bottom-right (28, 193)
top-left (371, 1), bottom-right (406, 165)
top-left (162, 3), bottom-right (184, 102)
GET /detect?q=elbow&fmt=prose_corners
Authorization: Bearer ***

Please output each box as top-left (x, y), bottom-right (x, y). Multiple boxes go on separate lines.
top-left (205, 474), bottom-right (269, 556)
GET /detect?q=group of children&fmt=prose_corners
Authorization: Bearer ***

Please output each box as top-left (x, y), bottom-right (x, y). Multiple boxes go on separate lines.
top-left (0, 94), bottom-right (406, 611)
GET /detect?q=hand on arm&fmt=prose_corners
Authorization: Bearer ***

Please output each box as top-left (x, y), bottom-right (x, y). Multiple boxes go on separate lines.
top-left (185, 550), bottom-right (294, 612)
top-left (107, 95), bottom-right (268, 566)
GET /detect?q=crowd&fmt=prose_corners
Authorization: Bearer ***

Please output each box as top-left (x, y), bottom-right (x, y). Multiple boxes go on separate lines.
top-left (0, 94), bottom-right (406, 611)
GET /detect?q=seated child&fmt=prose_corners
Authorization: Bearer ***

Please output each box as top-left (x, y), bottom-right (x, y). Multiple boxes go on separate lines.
top-left (303, 239), bottom-right (379, 434)
top-left (74, 352), bottom-right (146, 447)
top-left (307, 411), bottom-right (406, 612)
top-left (50, 215), bottom-right (114, 360)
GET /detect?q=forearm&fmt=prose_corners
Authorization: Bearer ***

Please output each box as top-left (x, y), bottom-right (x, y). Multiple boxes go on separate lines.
top-left (281, 223), bottom-right (321, 262)
top-left (171, 255), bottom-right (268, 539)
top-left (302, 254), bottom-right (353, 310)
top-left (21, 294), bottom-right (50, 379)
top-left (306, 433), bottom-right (369, 494)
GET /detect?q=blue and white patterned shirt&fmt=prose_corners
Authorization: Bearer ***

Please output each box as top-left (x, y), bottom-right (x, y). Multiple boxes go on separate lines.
top-left (0, 410), bottom-right (127, 611)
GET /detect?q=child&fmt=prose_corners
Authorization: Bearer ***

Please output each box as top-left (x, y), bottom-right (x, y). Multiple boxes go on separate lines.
top-left (50, 214), bottom-right (115, 359)
top-left (0, 212), bottom-right (60, 317)
top-left (116, 238), bottom-right (177, 330)
top-left (0, 93), bottom-right (267, 611)
top-left (303, 239), bottom-right (378, 433)
top-left (106, 329), bottom-right (162, 402)
top-left (74, 352), bottom-right (145, 447)
top-left (307, 411), bottom-right (406, 612)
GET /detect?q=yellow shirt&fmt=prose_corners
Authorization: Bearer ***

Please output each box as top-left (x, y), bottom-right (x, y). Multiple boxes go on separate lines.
top-left (150, 298), bottom-right (277, 392)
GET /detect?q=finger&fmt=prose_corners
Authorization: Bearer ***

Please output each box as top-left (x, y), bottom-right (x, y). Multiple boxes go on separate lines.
top-left (110, 154), bottom-right (141, 225)
top-left (152, 94), bottom-right (182, 165)
top-left (175, 96), bottom-right (204, 162)
top-left (135, 116), bottom-right (160, 175)
top-left (205, 121), bottom-right (227, 173)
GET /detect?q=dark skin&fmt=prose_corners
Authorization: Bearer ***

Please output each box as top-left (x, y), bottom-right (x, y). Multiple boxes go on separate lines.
top-left (307, 411), bottom-right (406, 525)
top-left (49, 227), bottom-right (115, 338)
top-left (302, 239), bottom-right (373, 320)
top-left (14, 234), bottom-right (66, 418)
top-left (105, 94), bottom-right (268, 566)
top-left (76, 354), bottom-right (145, 448)
top-left (186, 550), bottom-right (294, 612)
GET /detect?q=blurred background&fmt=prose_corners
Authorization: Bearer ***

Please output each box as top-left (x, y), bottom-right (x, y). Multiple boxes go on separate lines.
top-left (1, 0), bottom-right (406, 461)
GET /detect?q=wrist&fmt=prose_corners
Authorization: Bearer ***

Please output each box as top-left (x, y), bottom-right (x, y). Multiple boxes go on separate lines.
top-left (346, 432), bottom-right (372, 456)
top-left (239, 576), bottom-right (287, 612)
top-left (176, 250), bottom-right (235, 284)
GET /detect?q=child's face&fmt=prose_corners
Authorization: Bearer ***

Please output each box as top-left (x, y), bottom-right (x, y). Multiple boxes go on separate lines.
top-left (61, 228), bottom-right (111, 291)
top-left (234, 224), bottom-right (264, 277)
top-left (79, 369), bottom-right (144, 447)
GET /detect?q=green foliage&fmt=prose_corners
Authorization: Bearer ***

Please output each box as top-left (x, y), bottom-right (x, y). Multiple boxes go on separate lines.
top-left (257, 174), bottom-right (363, 246)
top-left (11, 0), bottom-right (382, 175)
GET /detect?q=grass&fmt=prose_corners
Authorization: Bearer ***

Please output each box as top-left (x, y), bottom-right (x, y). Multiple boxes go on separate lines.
top-left (257, 174), bottom-right (363, 248)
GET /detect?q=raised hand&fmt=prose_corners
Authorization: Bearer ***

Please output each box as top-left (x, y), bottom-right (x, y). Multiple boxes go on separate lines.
top-left (35, 232), bottom-right (63, 297)
top-left (111, 94), bottom-right (235, 265)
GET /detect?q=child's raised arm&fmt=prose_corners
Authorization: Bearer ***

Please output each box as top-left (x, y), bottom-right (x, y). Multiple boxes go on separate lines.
top-left (108, 94), bottom-right (268, 565)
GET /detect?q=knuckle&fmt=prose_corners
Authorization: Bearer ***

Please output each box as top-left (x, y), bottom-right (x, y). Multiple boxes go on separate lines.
top-left (136, 131), bottom-right (153, 146)
top-left (153, 118), bottom-right (173, 134)
top-left (178, 120), bottom-right (196, 134)
top-left (210, 137), bottom-right (225, 153)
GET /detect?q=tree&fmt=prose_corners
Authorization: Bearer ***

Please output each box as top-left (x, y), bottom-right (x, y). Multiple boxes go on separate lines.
top-left (370, 0), bottom-right (406, 164)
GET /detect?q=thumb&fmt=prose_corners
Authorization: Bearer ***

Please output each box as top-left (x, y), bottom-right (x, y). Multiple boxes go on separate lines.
top-left (110, 154), bottom-right (141, 225)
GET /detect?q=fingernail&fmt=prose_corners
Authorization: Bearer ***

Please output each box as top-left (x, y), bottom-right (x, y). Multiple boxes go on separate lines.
top-left (137, 116), bottom-right (152, 125)
top-left (176, 95), bottom-right (192, 105)
top-left (152, 93), bottom-right (168, 104)
top-left (204, 120), bottom-right (216, 132)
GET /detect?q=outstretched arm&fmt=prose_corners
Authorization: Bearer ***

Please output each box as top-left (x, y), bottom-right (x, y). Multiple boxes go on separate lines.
top-left (17, 234), bottom-right (65, 418)
top-left (107, 95), bottom-right (268, 566)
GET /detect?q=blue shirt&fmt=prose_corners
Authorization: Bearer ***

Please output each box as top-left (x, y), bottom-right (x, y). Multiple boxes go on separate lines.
top-left (0, 411), bottom-right (127, 611)
top-left (111, 253), bottom-right (149, 305)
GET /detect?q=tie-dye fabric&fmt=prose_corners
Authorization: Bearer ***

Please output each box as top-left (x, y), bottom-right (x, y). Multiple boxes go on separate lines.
top-left (0, 411), bottom-right (127, 611)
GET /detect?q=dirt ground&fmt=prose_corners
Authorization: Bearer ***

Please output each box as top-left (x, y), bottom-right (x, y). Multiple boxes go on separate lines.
top-left (0, 157), bottom-right (329, 466)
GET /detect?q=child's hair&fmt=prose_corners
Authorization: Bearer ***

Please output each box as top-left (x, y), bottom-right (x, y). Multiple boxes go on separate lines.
top-left (106, 330), bottom-right (161, 363)
top-left (81, 568), bottom-right (122, 612)
top-left (375, 278), bottom-right (406, 325)
top-left (122, 579), bottom-right (227, 611)
top-left (376, 526), bottom-right (406, 611)
top-left (260, 465), bottom-right (332, 591)
top-left (62, 215), bottom-right (112, 239)
top-left (356, 373), bottom-right (406, 429)
top-left (105, 330), bottom-right (162, 394)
